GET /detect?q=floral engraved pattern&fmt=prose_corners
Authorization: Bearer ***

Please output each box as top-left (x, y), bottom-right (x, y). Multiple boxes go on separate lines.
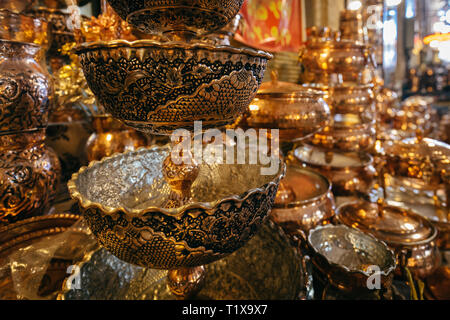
top-left (81, 183), bottom-right (278, 269)
top-left (107, 0), bottom-right (244, 34)
top-left (77, 42), bottom-right (270, 134)
top-left (0, 132), bottom-right (61, 224)
top-left (0, 41), bottom-right (51, 132)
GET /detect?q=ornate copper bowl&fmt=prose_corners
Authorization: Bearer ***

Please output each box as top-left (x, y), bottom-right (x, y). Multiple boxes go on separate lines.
top-left (68, 146), bottom-right (284, 269)
top-left (0, 9), bottom-right (50, 51)
top-left (85, 114), bottom-right (148, 162)
top-left (307, 224), bottom-right (396, 292)
top-left (106, 0), bottom-right (244, 36)
top-left (75, 40), bottom-right (271, 135)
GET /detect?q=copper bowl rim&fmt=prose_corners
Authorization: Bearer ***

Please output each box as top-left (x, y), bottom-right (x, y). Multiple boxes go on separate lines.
top-left (68, 145), bottom-right (285, 218)
top-left (0, 213), bottom-right (81, 255)
top-left (273, 166), bottom-right (333, 209)
top-left (255, 87), bottom-right (328, 100)
top-left (74, 39), bottom-right (273, 60)
top-left (307, 224), bottom-right (397, 277)
top-left (302, 83), bottom-right (375, 91)
top-left (0, 38), bottom-right (41, 49)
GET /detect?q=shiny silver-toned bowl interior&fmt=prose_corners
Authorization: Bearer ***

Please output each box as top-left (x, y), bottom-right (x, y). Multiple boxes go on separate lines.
top-left (308, 225), bottom-right (395, 275)
top-left (59, 221), bottom-right (305, 300)
top-left (73, 145), bottom-right (283, 214)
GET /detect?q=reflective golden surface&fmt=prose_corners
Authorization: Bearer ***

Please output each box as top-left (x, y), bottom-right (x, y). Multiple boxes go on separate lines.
top-left (293, 144), bottom-right (377, 197)
top-left (59, 221), bottom-right (306, 300)
top-left (75, 40), bottom-right (272, 135)
top-left (307, 224), bottom-right (396, 292)
top-left (239, 74), bottom-right (331, 142)
top-left (0, 213), bottom-right (82, 300)
top-left (68, 146), bottom-right (284, 269)
top-left (106, 0), bottom-right (245, 37)
top-left (0, 130), bottom-right (61, 225)
top-left (85, 115), bottom-right (148, 162)
top-left (298, 27), bottom-right (375, 84)
top-left (0, 40), bottom-right (52, 133)
top-left (337, 200), bottom-right (441, 279)
top-left (0, 9), bottom-right (50, 51)
top-left (271, 165), bottom-right (335, 234)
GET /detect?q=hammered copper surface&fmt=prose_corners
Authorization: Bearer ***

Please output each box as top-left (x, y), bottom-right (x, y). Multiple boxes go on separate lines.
top-left (68, 146), bottom-right (284, 269)
top-left (59, 221), bottom-right (304, 300)
top-left (0, 40), bottom-right (52, 133)
top-left (75, 40), bottom-right (271, 135)
top-left (106, 0), bottom-right (244, 36)
top-left (308, 224), bottom-right (396, 292)
top-left (0, 130), bottom-right (61, 225)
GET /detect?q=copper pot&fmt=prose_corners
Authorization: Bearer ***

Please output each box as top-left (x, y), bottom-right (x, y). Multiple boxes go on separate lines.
top-left (298, 27), bottom-right (375, 84)
top-left (0, 39), bottom-right (52, 133)
top-left (0, 129), bottom-right (61, 225)
top-left (85, 115), bottom-right (148, 162)
top-left (238, 73), bottom-right (331, 143)
top-left (309, 114), bottom-right (377, 153)
top-left (270, 165), bottom-right (335, 235)
top-left (337, 201), bottom-right (441, 279)
top-left (293, 144), bottom-right (377, 197)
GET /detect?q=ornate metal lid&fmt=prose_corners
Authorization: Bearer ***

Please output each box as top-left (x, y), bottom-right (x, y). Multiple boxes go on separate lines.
top-left (337, 200), bottom-right (437, 246)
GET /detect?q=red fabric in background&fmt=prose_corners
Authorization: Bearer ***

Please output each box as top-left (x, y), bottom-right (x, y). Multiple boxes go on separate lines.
top-left (236, 0), bottom-right (303, 52)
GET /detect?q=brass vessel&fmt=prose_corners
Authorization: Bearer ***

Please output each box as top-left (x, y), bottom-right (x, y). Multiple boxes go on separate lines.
top-left (271, 165), bottom-right (335, 235)
top-left (0, 130), bottom-right (61, 225)
top-left (298, 27), bottom-right (375, 84)
top-left (238, 73), bottom-right (331, 143)
top-left (106, 0), bottom-right (245, 37)
top-left (68, 146), bottom-right (284, 269)
top-left (0, 213), bottom-right (87, 300)
top-left (307, 224), bottom-right (396, 293)
top-left (85, 114), bottom-right (148, 162)
top-left (75, 40), bottom-right (272, 135)
top-left (337, 201), bottom-right (441, 279)
top-left (294, 144), bottom-right (377, 197)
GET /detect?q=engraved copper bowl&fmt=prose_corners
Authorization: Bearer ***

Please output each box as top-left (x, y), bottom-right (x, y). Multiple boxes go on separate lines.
top-left (68, 146), bottom-right (284, 269)
top-left (307, 224), bottom-right (396, 292)
top-left (75, 40), bottom-right (271, 135)
top-left (106, 0), bottom-right (244, 36)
